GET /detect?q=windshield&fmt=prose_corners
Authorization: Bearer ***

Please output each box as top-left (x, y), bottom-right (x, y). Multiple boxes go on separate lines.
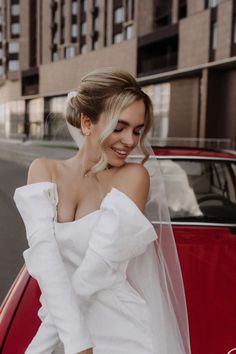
top-left (159, 159), bottom-right (236, 224)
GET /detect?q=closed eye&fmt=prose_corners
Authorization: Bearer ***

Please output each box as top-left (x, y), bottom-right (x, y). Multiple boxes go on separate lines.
top-left (133, 131), bottom-right (141, 136)
top-left (113, 128), bottom-right (141, 136)
top-left (113, 128), bottom-right (123, 132)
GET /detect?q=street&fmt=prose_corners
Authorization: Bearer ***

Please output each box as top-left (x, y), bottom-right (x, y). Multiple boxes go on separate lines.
top-left (0, 158), bottom-right (28, 304)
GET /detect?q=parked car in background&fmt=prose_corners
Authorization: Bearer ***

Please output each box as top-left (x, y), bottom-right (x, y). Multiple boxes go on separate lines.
top-left (1, 146), bottom-right (236, 354)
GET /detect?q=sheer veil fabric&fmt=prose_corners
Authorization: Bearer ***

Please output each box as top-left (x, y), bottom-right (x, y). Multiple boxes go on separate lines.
top-left (127, 146), bottom-right (191, 354)
top-left (65, 116), bottom-right (191, 354)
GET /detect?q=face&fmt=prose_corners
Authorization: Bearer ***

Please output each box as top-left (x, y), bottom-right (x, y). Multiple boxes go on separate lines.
top-left (91, 99), bottom-right (146, 167)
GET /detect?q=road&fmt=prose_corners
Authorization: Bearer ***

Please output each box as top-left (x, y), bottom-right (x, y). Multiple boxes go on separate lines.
top-left (0, 158), bottom-right (28, 304)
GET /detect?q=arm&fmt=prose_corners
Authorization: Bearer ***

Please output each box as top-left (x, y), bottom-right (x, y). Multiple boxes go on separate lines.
top-left (27, 157), bottom-right (52, 184)
top-left (14, 159), bottom-right (94, 354)
top-left (114, 163), bottom-right (150, 213)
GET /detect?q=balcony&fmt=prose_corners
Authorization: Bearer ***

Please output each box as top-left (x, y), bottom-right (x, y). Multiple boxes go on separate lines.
top-left (21, 67), bottom-right (39, 96)
top-left (137, 25), bottom-right (178, 77)
top-left (137, 52), bottom-right (177, 77)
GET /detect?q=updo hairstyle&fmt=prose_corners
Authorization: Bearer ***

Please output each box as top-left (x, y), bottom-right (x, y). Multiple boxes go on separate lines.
top-left (65, 67), bottom-right (153, 174)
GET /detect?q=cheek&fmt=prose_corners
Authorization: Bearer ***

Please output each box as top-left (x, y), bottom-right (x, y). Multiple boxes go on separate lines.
top-left (104, 134), bottom-right (118, 147)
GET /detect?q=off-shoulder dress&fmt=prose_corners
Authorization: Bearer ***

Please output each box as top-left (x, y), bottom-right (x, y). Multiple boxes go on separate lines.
top-left (13, 181), bottom-right (158, 354)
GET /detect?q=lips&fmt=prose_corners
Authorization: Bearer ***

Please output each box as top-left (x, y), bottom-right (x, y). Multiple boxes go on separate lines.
top-left (111, 147), bottom-right (129, 158)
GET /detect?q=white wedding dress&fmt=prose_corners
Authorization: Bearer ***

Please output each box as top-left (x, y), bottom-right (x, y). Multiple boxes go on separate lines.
top-left (13, 182), bottom-right (160, 354)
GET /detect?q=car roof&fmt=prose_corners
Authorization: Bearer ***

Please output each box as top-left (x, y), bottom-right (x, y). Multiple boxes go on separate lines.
top-left (152, 146), bottom-right (236, 159)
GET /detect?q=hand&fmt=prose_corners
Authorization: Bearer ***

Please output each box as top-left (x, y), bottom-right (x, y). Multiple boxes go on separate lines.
top-left (77, 349), bottom-right (93, 354)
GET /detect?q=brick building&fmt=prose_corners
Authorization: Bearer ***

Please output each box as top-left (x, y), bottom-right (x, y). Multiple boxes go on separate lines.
top-left (0, 0), bottom-right (235, 147)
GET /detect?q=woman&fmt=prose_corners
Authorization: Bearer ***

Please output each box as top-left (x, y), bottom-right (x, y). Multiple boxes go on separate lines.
top-left (13, 67), bottom-right (191, 354)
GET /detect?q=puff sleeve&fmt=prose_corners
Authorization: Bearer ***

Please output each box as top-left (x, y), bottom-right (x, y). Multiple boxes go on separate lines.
top-left (13, 182), bottom-right (94, 354)
top-left (71, 187), bottom-right (157, 302)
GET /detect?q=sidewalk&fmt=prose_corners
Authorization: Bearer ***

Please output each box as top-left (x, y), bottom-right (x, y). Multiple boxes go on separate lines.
top-left (0, 138), bottom-right (78, 167)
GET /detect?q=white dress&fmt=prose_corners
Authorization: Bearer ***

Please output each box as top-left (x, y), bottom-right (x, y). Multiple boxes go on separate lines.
top-left (13, 182), bottom-right (158, 354)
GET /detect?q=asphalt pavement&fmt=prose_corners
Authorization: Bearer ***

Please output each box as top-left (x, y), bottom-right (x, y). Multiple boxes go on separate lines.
top-left (0, 158), bottom-right (27, 304)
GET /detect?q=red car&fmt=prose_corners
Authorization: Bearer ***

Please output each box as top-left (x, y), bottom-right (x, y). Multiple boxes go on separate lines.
top-left (1, 147), bottom-right (236, 354)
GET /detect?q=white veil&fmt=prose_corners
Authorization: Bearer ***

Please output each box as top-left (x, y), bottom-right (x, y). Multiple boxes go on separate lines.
top-left (126, 146), bottom-right (191, 354)
top-left (65, 93), bottom-right (191, 354)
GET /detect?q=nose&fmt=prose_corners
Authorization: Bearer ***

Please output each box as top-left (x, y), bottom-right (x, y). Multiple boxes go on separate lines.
top-left (121, 130), bottom-right (135, 147)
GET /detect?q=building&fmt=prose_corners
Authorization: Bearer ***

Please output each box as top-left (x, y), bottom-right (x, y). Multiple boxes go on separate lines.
top-left (0, 0), bottom-right (235, 148)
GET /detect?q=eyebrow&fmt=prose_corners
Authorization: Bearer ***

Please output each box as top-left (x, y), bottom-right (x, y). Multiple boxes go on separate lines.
top-left (118, 120), bottom-right (145, 128)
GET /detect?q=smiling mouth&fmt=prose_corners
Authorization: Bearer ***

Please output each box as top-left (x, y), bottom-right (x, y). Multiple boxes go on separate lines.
top-left (111, 147), bottom-right (128, 158)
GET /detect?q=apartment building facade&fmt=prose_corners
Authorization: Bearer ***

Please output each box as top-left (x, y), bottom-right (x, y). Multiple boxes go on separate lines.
top-left (0, 0), bottom-right (235, 147)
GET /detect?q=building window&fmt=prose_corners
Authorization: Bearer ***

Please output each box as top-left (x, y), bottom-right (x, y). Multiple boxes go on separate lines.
top-left (52, 51), bottom-right (58, 62)
top-left (0, 31), bottom-right (2, 41)
top-left (104, 0), bottom-right (108, 46)
top-left (8, 41), bottom-right (19, 53)
top-left (52, 33), bottom-right (57, 44)
top-left (94, 17), bottom-right (99, 31)
top-left (206, 0), bottom-right (218, 8)
top-left (72, 1), bottom-right (78, 15)
top-left (71, 24), bottom-right (78, 37)
top-left (113, 32), bottom-right (123, 43)
top-left (233, 15), bottom-right (236, 44)
top-left (125, 24), bottom-right (133, 40)
top-left (209, 20), bottom-right (217, 61)
top-left (61, 1), bottom-right (65, 16)
top-left (92, 37), bottom-right (99, 50)
top-left (8, 59), bottom-right (19, 71)
top-left (0, 65), bottom-right (3, 76)
top-left (51, 0), bottom-right (59, 62)
top-left (61, 26), bottom-right (65, 43)
top-left (211, 21), bottom-right (217, 50)
top-left (60, 0), bottom-right (65, 44)
top-left (93, 39), bottom-right (99, 50)
top-left (125, 0), bottom-right (134, 21)
top-left (178, 0), bottom-right (187, 19)
top-left (11, 4), bottom-right (20, 16)
top-left (11, 23), bottom-right (20, 35)
top-left (114, 7), bottom-right (124, 24)
top-left (80, 44), bottom-right (87, 53)
top-left (81, 0), bottom-right (87, 13)
top-left (81, 21), bottom-right (87, 35)
top-left (0, 48), bottom-right (2, 58)
top-left (64, 46), bottom-right (76, 58)
top-left (142, 83), bottom-right (170, 139)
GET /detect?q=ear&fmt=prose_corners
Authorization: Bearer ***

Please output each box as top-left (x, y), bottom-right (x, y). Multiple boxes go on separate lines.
top-left (80, 113), bottom-right (92, 135)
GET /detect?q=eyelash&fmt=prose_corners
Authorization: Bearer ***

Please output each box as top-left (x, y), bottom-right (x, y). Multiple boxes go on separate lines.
top-left (113, 128), bottom-right (141, 136)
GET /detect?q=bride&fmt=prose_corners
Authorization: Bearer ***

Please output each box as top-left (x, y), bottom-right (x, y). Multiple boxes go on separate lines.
top-left (13, 67), bottom-right (191, 354)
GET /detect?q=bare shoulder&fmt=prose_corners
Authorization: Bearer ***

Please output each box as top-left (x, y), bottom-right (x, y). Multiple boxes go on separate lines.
top-left (27, 157), bottom-right (56, 184)
top-left (112, 162), bottom-right (150, 212)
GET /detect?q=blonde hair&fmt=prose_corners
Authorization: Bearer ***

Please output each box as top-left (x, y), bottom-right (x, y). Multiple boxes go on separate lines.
top-left (65, 67), bottom-right (153, 174)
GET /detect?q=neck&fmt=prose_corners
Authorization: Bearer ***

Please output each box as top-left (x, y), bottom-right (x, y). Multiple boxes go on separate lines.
top-left (71, 142), bottom-right (102, 177)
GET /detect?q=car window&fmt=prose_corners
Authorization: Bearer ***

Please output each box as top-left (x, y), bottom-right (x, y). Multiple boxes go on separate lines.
top-left (160, 159), bottom-right (236, 223)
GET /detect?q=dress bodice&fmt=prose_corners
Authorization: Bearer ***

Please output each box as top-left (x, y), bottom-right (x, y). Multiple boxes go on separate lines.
top-left (53, 209), bottom-right (130, 294)
top-left (54, 210), bottom-right (101, 264)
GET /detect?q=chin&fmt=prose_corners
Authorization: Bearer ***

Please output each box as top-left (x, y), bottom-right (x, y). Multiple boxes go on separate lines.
top-left (106, 148), bottom-right (128, 168)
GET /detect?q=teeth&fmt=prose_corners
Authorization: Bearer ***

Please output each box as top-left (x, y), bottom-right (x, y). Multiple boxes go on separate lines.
top-left (113, 148), bottom-right (127, 155)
